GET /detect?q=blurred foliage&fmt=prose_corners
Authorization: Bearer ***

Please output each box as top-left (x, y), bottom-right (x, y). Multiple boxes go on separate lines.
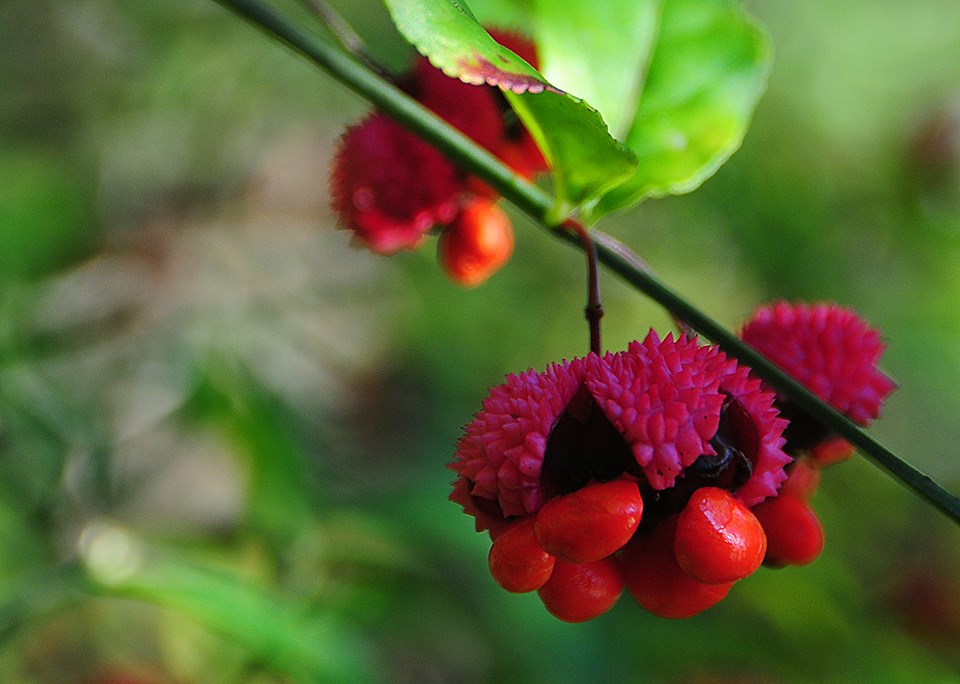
top-left (1, 0), bottom-right (960, 682)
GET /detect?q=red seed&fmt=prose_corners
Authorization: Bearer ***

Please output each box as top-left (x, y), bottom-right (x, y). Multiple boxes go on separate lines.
top-left (488, 516), bottom-right (555, 593)
top-left (622, 517), bottom-right (734, 619)
top-left (752, 493), bottom-right (825, 567)
top-left (673, 487), bottom-right (767, 585)
top-left (808, 436), bottom-right (856, 468)
top-left (779, 459), bottom-right (821, 501)
top-left (537, 557), bottom-right (623, 623)
top-left (535, 480), bottom-right (643, 563)
top-left (437, 198), bottom-right (513, 287)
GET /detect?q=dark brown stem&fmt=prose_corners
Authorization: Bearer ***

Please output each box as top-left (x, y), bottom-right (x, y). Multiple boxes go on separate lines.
top-left (564, 219), bottom-right (603, 355)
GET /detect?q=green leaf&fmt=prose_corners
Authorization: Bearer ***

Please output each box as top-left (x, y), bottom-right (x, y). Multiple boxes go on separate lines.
top-left (532, 0), bottom-right (663, 140)
top-left (0, 565), bottom-right (83, 645)
top-left (382, 0), bottom-right (638, 215)
top-left (465, 0), bottom-right (534, 28)
top-left (502, 90), bottom-right (637, 217)
top-left (590, 0), bottom-right (771, 218)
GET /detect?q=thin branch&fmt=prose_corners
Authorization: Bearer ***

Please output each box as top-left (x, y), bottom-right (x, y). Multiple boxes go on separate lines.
top-left (211, 0), bottom-right (960, 527)
top-left (564, 220), bottom-right (604, 356)
top-left (297, 0), bottom-right (381, 74)
top-left (593, 236), bottom-right (696, 338)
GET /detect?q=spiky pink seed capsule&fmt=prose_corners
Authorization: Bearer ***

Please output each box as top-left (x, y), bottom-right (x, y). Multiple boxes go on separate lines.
top-left (451, 357), bottom-right (591, 522)
top-left (330, 33), bottom-right (546, 258)
top-left (331, 113), bottom-right (461, 254)
top-left (740, 302), bottom-right (896, 426)
top-left (450, 332), bottom-right (791, 531)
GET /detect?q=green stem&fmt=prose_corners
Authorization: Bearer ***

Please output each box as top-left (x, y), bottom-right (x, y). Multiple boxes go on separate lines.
top-left (211, 0), bottom-right (960, 526)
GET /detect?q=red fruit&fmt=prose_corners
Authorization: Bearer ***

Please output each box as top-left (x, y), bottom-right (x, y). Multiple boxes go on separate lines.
top-left (438, 198), bottom-right (514, 287)
top-left (673, 487), bottom-right (766, 584)
top-left (488, 515), bottom-right (556, 592)
top-left (808, 436), bottom-right (856, 468)
top-left (752, 493), bottom-right (825, 567)
top-left (331, 113), bottom-right (462, 255)
top-left (537, 557), bottom-right (623, 623)
top-left (622, 517), bottom-right (734, 619)
top-left (779, 459), bottom-right (821, 501)
top-left (739, 301), bottom-right (896, 427)
top-left (535, 480), bottom-right (643, 563)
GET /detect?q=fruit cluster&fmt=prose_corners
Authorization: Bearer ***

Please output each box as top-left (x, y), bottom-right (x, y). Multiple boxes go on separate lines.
top-left (451, 304), bottom-right (895, 621)
top-left (330, 33), bottom-right (546, 286)
top-left (487, 481), bottom-right (772, 621)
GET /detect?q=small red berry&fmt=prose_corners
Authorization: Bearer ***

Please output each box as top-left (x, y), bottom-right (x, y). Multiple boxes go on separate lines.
top-left (673, 487), bottom-right (766, 584)
top-left (808, 436), bottom-right (856, 468)
top-left (536, 557), bottom-right (623, 623)
top-left (488, 515), bottom-right (556, 593)
top-left (438, 197), bottom-right (514, 287)
top-left (622, 517), bottom-right (734, 619)
top-left (752, 493), bottom-right (825, 567)
top-left (535, 479), bottom-right (643, 563)
top-left (779, 459), bottom-right (821, 501)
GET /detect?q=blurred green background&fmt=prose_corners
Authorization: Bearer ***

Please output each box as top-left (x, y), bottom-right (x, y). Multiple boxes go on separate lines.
top-left (2, 0), bottom-right (960, 682)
